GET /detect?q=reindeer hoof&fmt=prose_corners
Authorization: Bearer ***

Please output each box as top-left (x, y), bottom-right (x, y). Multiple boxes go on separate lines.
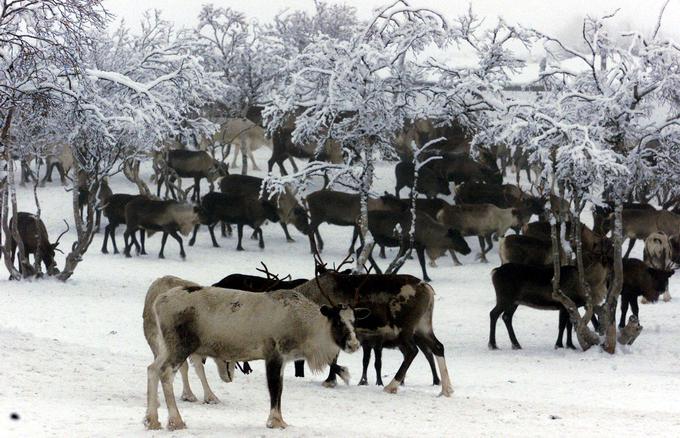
top-left (158, 254), bottom-right (165, 259)
top-left (554, 342), bottom-right (563, 349)
top-left (144, 416), bottom-right (161, 430)
top-left (236, 247), bottom-right (244, 251)
top-left (376, 379), bottom-right (384, 386)
top-left (266, 417), bottom-right (287, 429)
top-left (567, 343), bottom-right (577, 350)
top-left (113, 249), bottom-right (119, 255)
top-left (167, 418), bottom-right (186, 430)
top-left (433, 377), bottom-right (441, 386)
top-left (439, 385), bottom-right (454, 397)
top-left (204, 393), bottom-right (221, 404)
top-left (358, 379), bottom-right (368, 386)
top-left (181, 392), bottom-right (198, 402)
top-left (287, 238), bottom-right (295, 243)
top-left (488, 343), bottom-right (498, 350)
top-left (322, 380), bottom-right (337, 388)
top-left (101, 248), bottom-right (108, 254)
top-left (383, 381), bottom-right (399, 394)
top-left (511, 344), bottom-right (522, 350)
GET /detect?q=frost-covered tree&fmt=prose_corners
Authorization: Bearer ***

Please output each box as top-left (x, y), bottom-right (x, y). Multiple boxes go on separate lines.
top-left (495, 3), bottom-right (680, 352)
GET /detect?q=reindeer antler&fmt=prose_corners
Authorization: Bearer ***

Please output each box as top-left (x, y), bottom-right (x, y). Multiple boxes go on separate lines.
top-left (53, 220), bottom-right (70, 246)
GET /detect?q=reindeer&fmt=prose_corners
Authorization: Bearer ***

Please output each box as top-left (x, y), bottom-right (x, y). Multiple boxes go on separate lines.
top-left (643, 232), bottom-right (674, 302)
top-left (144, 275), bottom-right (366, 430)
top-left (619, 208), bottom-right (680, 258)
top-left (9, 213), bottom-right (69, 276)
top-left (437, 204), bottom-right (531, 263)
top-left (293, 262), bottom-right (454, 396)
top-left (189, 192), bottom-right (280, 251)
top-left (219, 174), bottom-right (309, 242)
top-left (455, 183), bottom-right (545, 228)
top-left (100, 193), bottom-right (144, 254)
top-left (267, 126), bottom-right (343, 176)
top-left (305, 190), bottom-right (407, 254)
top-left (201, 118), bottom-right (274, 173)
top-left (41, 142), bottom-right (73, 185)
top-left (394, 161), bottom-right (451, 199)
top-left (489, 250), bottom-right (611, 350)
top-left (156, 149), bottom-right (228, 201)
top-left (360, 210), bottom-right (471, 281)
top-left (123, 198), bottom-right (200, 259)
top-left (619, 258), bottom-right (674, 328)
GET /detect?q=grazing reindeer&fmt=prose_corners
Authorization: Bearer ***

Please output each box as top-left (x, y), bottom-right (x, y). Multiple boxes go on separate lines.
top-left (156, 149), bottom-right (228, 201)
top-left (9, 213), bottom-right (69, 276)
top-left (305, 190), bottom-right (407, 254)
top-left (123, 198), bottom-right (200, 259)
top-left (360, 210), bottom-right (471, 281)
top-left (620, 208), bottom-right (680, 258)
top-left (144, 275), bottom-right (365, 430)
top-left (643, 232), bottom-right (673, 302)
top-left (189, 192), bottom-right (280, 251)
top-left (437, 204), bottom-right (531, 263)
top-left (489, 250), bottom-right (610, 350)
top-left (619, 258), bottom-right (674, 327)
top-left (293, 265), bottom-right (454, 396)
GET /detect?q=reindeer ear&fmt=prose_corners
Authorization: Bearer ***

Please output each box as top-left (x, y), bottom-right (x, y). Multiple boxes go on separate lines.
top-left (354, 308), bottom-right (371, 320)
top-left (320, 305), bottom-right (336, 318)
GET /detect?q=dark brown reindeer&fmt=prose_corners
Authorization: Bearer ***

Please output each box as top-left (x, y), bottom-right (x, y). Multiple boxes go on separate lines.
top-left (394, 161), bottom-right (451, 199)
top-left (293, 261), bottom-right (454, 396)
top-left (156, 149), bottom-right (228, 201)
top-left (267, 125), bottom-right (344, 175)
top-left (9, 213), bottom-right (69, 276)
top-left (189, 192), bottom-right (280, 251)
top-left (123, 198), bottom-right (200, 259)
top-left (359, 210), bottom-right (471, 282)
top-left (619, 258), bottom-right (674, 328)
top-left (219, 174), bottom-right (309, 242)
top-left (489, 249), bottom-right (611, 350)
top-left (100, 193), bottom-right (144, 254)
top-left (305, 190), bottom-right (407, 254)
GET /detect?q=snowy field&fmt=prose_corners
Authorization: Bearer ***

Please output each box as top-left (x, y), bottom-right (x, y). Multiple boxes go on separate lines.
top-left (2, 150), bottom-right (680, 437)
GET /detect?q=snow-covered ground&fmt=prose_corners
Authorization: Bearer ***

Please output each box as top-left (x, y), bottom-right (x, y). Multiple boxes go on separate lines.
top-left (2, 149), bottom-right (680, 437)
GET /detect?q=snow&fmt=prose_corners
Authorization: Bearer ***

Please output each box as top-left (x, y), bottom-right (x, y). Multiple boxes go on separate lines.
top-left (2, 148), bottom-right (680, 437)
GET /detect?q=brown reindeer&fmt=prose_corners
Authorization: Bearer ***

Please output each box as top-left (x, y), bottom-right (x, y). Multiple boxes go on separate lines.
top-left (10, 213), bottom-right (69, 275)
top-left (156, 149), bottom-right (228, 201)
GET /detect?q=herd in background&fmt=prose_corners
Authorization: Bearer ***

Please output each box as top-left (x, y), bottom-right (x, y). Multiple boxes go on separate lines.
top-left (4, 116), bottom-right (680, 430)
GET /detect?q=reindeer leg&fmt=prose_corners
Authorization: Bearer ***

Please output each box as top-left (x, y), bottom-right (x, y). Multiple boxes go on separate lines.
top-left (384, 338), bottom-right (418, 394)
top-left (488, 305), bottom-right (504, 350)
top-left (101, 224), bottom-right (111, 254)
top-left (265, 355), bottom-right (287, 429)
top-left (159, 232), bottom-right (169, 259)
top-left (208, 224), bottom-right (219, 247)
top-left (322, 355), bottom-right (340, 388)
top-left (257, 227), bottom-right (265, 249)
top-left (288, 157), bottom-right (298, 173)
top-left (348, 225), bottom-right (359, 254)
top-left (190, 355), bottom-right (220, 404)
top-left (178, 361), bottom-right (198, 402)
top-left (374, 344), bottom-right (384, 386)
top-left (449, 249), bottom-right (462, 266)
top-left (624, 239), bottom-right (636, 258)
top-left (111, 226), bottom-right (120, 254)
top-left (280, 223), bottom-right (295, 242)
top-left (123, 230), bottom-right (134, 258)
top-left (359, 343), bottom-right (371, 386)
top-left (140, 230), bottom-right (146, 255)
top-left (477, 236), bottom-right (489, 263)
top-left (189, 224), bottom-right (200, 246)
top-left (249, 148), bottom-right (260, 171)
top-left (169, 230), bottom-right (186, 259)
top-left (502, 305), bottom-right (521, 349)
top-left (236, 224), bottom-right (245, 251)
top-left (630, 297), bottom-right (640, 321)
top-left (555, 308), bottom-right (567, 349)
top-left (619, 295), bottom-right (630, 328)
top-left (416, 246), bottom-right (431, 282)
top-left (294, 360), bottom-right (305, 378)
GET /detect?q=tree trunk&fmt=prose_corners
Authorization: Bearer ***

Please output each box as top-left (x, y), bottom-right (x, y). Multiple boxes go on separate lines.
top-left (355, 141), bottom-right (375, 270)
top-left (602, 201), bottom-right (624, 353)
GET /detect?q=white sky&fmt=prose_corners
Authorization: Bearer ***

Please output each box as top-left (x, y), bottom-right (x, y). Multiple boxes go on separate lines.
top-left (105, 0), bottom-right (680, 43)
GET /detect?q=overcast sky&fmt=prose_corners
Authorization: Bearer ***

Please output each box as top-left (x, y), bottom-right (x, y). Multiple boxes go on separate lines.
top-left (105, 0), bottom-right (680, 43)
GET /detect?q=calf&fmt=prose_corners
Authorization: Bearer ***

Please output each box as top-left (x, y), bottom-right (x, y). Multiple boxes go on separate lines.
top-left (189, 192), bottom-right (279, 250)
top-left (305, 190), bottom-right (406, 254)
top-left (437, 204), bottom-right (530, 263)
top-left (643, 232), bottom-right (673, 302)
top-left (294, 270), bottom-right (454, 396)
top-left (9, 213), bottom-right (68, 275)
top-left (362, 210), bottom-right (471, 281)
top-left (394, 161), bottom-right (451, 199)
top-left (619, 258), bottom-right (674, 328)
top-left (219, 174), bottom-right (309, 241)
top-left (144, 276), bottom-right (364, 430)
top-left (123, 198), bottom-right (200, 259)
top-left (489, 254), bottom-right (609, 349)
top-left (157, 149), bottom-right (228, 201)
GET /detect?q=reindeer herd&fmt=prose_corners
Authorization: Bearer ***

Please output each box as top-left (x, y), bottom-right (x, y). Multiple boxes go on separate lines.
top-left (4, 117), bottom-right (680, 431)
